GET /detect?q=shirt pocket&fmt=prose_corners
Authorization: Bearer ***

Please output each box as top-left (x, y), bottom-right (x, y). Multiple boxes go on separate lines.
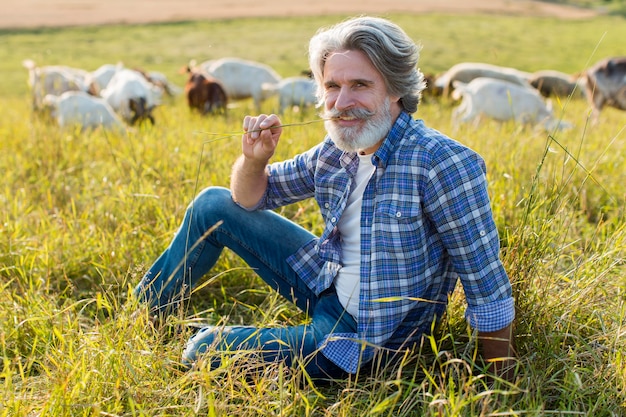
top-left (376, 198), bottom-right (422, 224)
top-left (374, 199), bottom-right (425, 251)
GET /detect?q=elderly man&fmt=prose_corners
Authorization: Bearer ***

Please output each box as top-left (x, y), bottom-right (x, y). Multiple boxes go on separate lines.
top-left (134, 16), bottom-right (516, 382)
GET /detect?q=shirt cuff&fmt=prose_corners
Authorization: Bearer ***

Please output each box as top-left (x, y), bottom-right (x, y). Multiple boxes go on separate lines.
top-left (465, 297), bottom-right (515, 332)
top-left (319, 333), bottom-right (372, 374)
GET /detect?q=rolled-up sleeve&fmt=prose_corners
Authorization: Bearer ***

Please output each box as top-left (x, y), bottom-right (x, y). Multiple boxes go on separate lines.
top-left (424, 144), bottom-right (514, 333)
top-left (465, 296), bottom-right (515, 332)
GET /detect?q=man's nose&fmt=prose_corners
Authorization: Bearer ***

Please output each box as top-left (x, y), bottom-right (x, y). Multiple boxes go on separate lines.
top-left (334, 87), bottom-right (355, 111)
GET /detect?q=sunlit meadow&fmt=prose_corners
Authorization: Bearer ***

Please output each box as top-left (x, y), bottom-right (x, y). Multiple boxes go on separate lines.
top-left (1, 11), bottom-right (625, 416)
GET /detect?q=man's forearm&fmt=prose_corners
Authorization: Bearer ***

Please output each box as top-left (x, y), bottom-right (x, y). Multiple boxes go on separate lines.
top-left (230, 155), bottom-right (269, 208)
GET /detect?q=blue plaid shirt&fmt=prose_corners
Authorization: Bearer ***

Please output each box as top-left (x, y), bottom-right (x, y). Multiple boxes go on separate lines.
top-left (253, 111), bottom-right (514, 373)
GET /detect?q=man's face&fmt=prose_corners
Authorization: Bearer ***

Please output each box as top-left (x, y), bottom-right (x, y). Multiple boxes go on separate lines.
top-left (321, 49), bottom-right (401, 153)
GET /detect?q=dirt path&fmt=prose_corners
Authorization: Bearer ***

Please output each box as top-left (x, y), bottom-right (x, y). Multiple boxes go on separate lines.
top-left (0, 0), bottom-right (599, 29)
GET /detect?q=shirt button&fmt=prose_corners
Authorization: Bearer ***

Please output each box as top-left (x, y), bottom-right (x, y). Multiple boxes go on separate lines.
top-left (395, 212), bottom-right (402, 218)
top-left (479, 230), bottom-right (486, 237)
top-left (324, 203), bottom-right (330, 208)
top-left (331, 217), bottom-right (337, 223)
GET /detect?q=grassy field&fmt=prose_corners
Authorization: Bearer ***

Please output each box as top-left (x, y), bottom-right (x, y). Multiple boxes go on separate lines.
top-left (1, 12), bottom-right (626, 416)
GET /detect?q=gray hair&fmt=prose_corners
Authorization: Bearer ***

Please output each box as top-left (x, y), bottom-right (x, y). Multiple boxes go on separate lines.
top-left (308, 16), bottom-right (426, 113)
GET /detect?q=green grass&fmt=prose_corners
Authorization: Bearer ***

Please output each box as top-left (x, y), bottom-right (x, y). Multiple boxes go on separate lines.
top-left (549, 0), bottom-right (626, 16)
top-left (1, 11), bottom-right (626, 416)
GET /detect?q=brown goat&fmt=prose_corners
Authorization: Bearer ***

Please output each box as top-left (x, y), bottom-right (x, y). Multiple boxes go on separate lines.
top-left (182, 66), bottom-right (227, 114)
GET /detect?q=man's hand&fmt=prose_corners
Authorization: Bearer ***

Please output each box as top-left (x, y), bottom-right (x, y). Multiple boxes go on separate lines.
top-left (479, 324), bottom-right (517, 383)
top-left (241, 113), bottom-right (282, 164)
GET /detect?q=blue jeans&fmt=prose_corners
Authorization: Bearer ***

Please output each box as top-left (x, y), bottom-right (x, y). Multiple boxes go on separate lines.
top-left (134, 186), bottom-right (355, 379)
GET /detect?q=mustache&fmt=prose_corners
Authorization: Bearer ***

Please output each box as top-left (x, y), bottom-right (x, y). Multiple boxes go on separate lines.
top-left (321, 107), bottom-right (376, 120)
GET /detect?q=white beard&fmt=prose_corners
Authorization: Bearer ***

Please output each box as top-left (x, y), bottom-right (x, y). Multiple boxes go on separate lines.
top-left (322, 98), bottom-right (393, 153)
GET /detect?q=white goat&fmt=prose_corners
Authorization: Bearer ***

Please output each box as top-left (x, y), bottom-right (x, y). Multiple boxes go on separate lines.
top-left (84, 63), bottom-right (181, 97)
top-left (22, 59), bottom-right (91, 110)
top-left (83, 63), bottom-right (123, 95)
top-left (199, 57), bottom-right (282, 109)
top-left (435, 62), bottom-right (532, 97)
top-left (260, 76), bottom-right (316, 113)
top-left (451, 77), bottom-right (571, 131)
top-left (43, 91), bottom-right (125, 131)
top-left (143, 70), bottom-right (183, 97)
top-left (100, 69), bottom-right (163, 125)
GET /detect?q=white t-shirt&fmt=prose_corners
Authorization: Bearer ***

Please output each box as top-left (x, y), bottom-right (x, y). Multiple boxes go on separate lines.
top-left (334, 153), bottom-right (376, 319)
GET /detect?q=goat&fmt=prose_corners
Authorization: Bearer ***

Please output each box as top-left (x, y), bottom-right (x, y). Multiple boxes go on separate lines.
top-left (421, 72), bottom-right (444, 101)
top-left (435, 62), bottom-right (532, 98)
top-left (451, 77), bottom-right (571, 131)
top-left (182, 65), bottom-right (228, 114)
top-left (83, 63), bottom-right (123, 95)
top-left (43, 91), bottom-right (125, 131)
top-left (22, 59), bottom-right (91, 110)
top-left (100, 69), bottom-right (163, 125)
top-left (134, 67), bottom-right (182, 97)
top-left (582, 56), bottom-right (626, 123)
top-left (528, 69), bottom-right (584, 98)
top-left (199, 57), bottom-right (282, 110)
top-left (260, 76), bottom-right (316, 113)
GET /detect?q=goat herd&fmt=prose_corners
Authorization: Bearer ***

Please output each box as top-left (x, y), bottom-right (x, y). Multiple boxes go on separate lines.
top-left (22, 55), bottom-right (626, 132)
top-left (427, 57), bottom-right (626, 130)
top-left (22, 57), bottom-right (318, 132)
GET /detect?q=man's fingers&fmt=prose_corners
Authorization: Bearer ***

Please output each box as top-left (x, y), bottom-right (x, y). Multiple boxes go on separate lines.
top-left (243, 114), bottom-right (281, 141)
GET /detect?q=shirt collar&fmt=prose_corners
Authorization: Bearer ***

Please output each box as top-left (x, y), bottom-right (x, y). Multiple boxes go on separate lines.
top-left (372, 110), bottom-right (412, 169)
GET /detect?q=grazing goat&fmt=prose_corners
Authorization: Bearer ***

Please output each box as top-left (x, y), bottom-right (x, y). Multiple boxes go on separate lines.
top-left (85, 63), bottom-right (181, 98)
top-left (528, 69), bottom-right (584, 98)
top-left (43, 91), bottom-right (125, 131)
top-left (260, 76), bottom-right (316, 113)
top-left (22, 59), bottom-right (91, 110)
top-left (84, 63), bottom-right (122, 95)
top-left (451, 77), bottom-right (571, 131)
top-left (435, 62), bottom-right (532, 98)
top-left (182, 66), bottom-right (228, 114)
top-left (100, 69), bottom-right (163, 125)
top-left (199, 57), bottom-right (282, 109)
top-left (582, 56), bottom-right (626, 123)
top-left (134, 67), bottom-right (182, 97)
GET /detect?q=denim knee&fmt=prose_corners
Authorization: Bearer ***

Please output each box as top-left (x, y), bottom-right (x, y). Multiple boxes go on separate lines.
top-left (192, 185), bottom-right (233, 215)
top-left (184, 186), bottom-right (239, 234)
top-left (193, 186), bottom-right (232, 210)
